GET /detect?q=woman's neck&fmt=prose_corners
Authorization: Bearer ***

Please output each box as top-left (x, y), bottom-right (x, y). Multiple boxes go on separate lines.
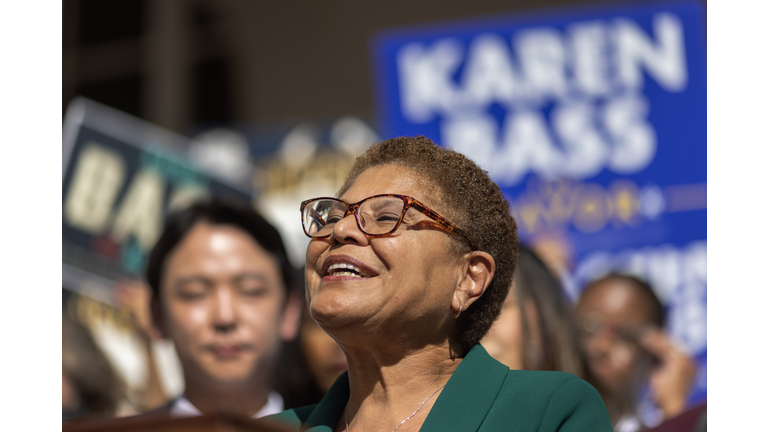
top-left (341, 341), bottom-right (463, 432)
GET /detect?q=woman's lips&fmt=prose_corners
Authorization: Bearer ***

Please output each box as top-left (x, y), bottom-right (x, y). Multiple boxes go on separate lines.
top-left (322, 274), bottom-right (374, 281)
top-left (589, 357), bottom-right (618, 380)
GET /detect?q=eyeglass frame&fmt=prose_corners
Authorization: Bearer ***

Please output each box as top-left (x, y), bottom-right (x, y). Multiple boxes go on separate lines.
top-left (299, 193), bottom-right (478, 251)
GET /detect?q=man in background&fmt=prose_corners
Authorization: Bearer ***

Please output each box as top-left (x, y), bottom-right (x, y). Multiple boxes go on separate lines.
top-left (139, 199), bottom-right (302, 419)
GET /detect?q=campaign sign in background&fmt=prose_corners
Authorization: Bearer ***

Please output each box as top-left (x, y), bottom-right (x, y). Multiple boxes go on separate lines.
top-left (62, 98), bottom-right (251, 290)
top-left (373, 1), bottom-right (706, 407)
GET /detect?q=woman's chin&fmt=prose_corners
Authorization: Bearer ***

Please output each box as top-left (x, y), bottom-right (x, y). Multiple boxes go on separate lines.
top-left (309, 298), bottom-right (358, 329)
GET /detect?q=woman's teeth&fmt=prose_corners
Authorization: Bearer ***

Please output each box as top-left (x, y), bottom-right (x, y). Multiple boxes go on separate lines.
top-left (328, 262), bottom-right (367, 277)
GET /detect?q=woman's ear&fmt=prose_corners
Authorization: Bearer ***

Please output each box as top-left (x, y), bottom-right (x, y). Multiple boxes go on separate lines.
top-left (452, 251), bottom-right (495, 312)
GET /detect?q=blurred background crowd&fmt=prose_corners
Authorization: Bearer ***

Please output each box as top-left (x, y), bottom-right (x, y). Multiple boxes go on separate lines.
top-left (62, 1), bottom-right (707, 430)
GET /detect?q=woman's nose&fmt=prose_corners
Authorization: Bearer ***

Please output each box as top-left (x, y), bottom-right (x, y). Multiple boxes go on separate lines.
top-left (585, 329), bottom-right (614, 359)
top-left (330, 212), bottom-right (369, 246)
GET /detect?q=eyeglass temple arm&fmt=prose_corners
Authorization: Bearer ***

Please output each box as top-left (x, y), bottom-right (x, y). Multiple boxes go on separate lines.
top-left (409, 200), bottom-right (477, 250)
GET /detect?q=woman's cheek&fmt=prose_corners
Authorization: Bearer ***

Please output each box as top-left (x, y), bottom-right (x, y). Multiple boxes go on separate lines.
top-left (305, 242), bottom-right (327, 280)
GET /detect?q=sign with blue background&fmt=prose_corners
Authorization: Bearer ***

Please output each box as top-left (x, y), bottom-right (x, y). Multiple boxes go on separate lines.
top-left (373, 0), bottom-right (706, 408)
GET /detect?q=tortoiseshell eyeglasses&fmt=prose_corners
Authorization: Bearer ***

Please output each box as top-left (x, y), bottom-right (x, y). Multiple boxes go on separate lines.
top-left (300, 194), bottom-right (477, 250)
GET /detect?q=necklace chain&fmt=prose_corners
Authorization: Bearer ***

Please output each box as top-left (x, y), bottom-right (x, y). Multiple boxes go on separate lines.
top-left (345, 383), bottom-right (446, 432)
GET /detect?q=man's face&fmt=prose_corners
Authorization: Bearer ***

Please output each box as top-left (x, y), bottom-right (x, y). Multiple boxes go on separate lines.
top-left (574, 280), bottom-right (654, 396)
top-left (157, 222), bottom-right (296, 388)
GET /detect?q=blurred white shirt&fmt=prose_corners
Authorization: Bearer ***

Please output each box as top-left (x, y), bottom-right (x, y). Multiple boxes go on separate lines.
top-left (170, 392), bottom-right (284, 419)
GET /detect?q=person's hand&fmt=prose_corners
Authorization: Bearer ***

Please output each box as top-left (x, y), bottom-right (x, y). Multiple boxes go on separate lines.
top-left (113, 279), bottom-right (161, 341)
top-left (637, 326), bottom-right (697, 420)
top-left (114, 279), bottom-right (169, 408)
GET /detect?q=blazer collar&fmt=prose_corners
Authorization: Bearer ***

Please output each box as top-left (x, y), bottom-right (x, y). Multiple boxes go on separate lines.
top-left (420, 344), bottom-right (508, 432)
top-left (304, 345), bottom-right (508, 432)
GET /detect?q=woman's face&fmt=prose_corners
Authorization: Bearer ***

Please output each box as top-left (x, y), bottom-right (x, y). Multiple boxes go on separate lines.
top-left (480, 282), bottom-right (541, 370)
top-left (574, 280), bottom-right (653, 395)
top-left (304, 165), bottom-right (463, 343)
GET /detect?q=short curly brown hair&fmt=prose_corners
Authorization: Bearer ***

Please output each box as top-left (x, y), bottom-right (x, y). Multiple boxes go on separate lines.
top-left (338, 135), bottom-right (519, 354)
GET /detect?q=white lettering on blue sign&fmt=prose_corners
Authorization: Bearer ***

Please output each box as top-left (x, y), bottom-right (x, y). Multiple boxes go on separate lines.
top-left (396, 13), bottom-right (686, 186)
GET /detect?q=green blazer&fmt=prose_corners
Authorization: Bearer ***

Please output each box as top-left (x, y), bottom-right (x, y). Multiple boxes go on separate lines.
top-left (268, 345), bottom-right (612, 431)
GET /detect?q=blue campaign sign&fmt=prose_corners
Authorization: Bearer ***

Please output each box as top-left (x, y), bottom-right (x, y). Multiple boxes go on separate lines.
top-left (373, 1), bottom-right (706, 407)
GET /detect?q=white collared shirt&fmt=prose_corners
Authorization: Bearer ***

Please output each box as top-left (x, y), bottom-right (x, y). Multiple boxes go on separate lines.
top-left (170, 392), bottom-right (284, 419)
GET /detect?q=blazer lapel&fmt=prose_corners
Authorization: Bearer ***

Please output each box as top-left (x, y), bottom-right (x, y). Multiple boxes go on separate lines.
top-left (419, 345), bottom-right (509, 432)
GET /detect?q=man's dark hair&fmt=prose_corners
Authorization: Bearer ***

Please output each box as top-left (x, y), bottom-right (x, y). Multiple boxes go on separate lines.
top-left (145, 199), bottom-right (296, 300)
top-left (582, 273), bottom-right (666, 328)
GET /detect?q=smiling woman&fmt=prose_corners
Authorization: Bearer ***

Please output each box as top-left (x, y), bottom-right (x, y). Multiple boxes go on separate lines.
top-left (268, 136), bottom-right (613, 432)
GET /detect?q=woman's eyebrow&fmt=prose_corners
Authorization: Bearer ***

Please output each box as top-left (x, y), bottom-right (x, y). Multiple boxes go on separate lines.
top-left (365, 198), bottom-right (397, 212)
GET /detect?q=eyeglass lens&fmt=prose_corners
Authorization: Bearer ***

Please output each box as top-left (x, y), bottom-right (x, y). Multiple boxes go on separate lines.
top-left (303, 197), bottom-right (407, 237)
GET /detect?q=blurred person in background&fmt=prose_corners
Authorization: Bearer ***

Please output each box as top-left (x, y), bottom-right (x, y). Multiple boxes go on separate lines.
top-left (528, 233), bottom-right (574, 282)
top-left (133, 199), bottom-right (302, 420)
top-left (480, 244), bottom-right (596, 381)
top-left (277, 303), bottom-right (348, 409)
top-left (297, 303), bottom-right (347, 393)
top-left (63, 313), bottom-right (125, 422)
top-left (575, 274), bottom-right (698, 431)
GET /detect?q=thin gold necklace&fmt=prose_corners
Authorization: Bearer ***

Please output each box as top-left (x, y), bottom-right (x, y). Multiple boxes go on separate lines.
top-left (345, 384), bottom-right (446, 432)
